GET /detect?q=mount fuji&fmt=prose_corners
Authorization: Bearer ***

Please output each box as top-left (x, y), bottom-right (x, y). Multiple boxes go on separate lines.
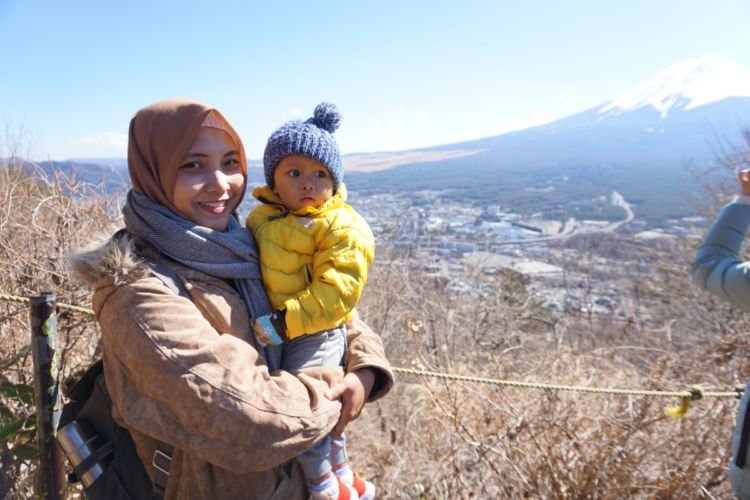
top-left (32, 56), bottom-right (750, 225)
top-left (346, 55), bottom-right (750, 223)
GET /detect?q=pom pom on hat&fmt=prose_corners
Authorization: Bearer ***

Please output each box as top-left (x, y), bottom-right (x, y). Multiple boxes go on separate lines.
top-left (310, 102), bottom-right (341, 133)
top-left (263, 102), bottom-right (344, 191)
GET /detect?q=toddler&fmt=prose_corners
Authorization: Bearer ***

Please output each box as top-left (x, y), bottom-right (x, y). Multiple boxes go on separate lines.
top-left (247, 103), bottom-right (376, 500)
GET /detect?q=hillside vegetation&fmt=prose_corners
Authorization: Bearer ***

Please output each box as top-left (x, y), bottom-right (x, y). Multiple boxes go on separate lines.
top-left (0, 154), bottom-right (748, 498)
top-left (347, 159), bottom-right (696, 225)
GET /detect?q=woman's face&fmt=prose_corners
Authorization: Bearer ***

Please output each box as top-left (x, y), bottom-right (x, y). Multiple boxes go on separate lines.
top-left (171, 127), bottom-right (246, 231)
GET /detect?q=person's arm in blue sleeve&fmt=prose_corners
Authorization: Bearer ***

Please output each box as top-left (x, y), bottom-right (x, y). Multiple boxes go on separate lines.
top-left (692, 168), bottom-right (750, 310)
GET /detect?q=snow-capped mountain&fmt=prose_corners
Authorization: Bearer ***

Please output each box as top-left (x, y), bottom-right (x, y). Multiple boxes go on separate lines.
top-left (599, 55), bottom-right (750, 118)
top-left (424, 55), bottom-right (749, 162)
top-left (347, 56), bottom-right (750, 222)
top-left (27, 56), bottom-right (750, 224)
top-left (353, 55), bottom-right (750, 171)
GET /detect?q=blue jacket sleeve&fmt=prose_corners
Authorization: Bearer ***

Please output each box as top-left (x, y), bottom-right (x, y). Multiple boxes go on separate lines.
top-left (692, 203), bottom-right (750, 310)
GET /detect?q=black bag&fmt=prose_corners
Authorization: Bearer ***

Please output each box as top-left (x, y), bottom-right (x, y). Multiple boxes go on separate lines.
top-left (731, 381), bottom-right (750, 499)
top-left (57, 254), bottom-right (184, 499)
top-left (58, 361), bottom-right (157, 499)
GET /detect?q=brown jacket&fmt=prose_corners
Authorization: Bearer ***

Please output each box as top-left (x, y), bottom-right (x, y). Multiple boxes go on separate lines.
top-left (70, 233), bottom-right (393, 499)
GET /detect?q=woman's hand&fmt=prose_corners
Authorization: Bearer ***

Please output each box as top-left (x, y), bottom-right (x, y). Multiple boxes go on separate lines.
top-left (739, 168), bottom-right (750, 196)
top-left (325, 368), bottom-right (375, 436)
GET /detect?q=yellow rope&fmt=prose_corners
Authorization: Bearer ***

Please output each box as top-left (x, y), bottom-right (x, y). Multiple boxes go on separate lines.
top-left (1, 293), bottom-right (742, 412)
top-left (0, 293), bottom-right (94, 316)
top-left (392, 367), bottom-right (739, 399)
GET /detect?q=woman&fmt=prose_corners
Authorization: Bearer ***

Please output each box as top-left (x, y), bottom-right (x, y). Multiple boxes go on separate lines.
top-left (70, 98), bottom-right (393, 499)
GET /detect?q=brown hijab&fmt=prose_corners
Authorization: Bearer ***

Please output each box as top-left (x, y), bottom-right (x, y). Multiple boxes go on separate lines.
top-left (127, 98), bottom-right (248, 214)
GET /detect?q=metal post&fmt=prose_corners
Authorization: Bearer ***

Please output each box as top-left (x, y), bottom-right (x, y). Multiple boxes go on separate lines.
top-left (29, 293), bottom-right (66, 499)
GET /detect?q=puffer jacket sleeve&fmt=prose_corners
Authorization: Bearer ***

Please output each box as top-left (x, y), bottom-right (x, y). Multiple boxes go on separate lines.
top-left (283, 214), bottom-right (375, 338)
top-left (691, 202), bottom-right (750, 310)
top-left (96, 275), bottom-right (343, 474)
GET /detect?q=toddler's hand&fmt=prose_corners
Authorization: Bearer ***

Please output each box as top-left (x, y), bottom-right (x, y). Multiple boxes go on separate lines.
top-left (739, 169), bottom-right (750, 196)
top-left (253, 314), bottom-right (285, 346)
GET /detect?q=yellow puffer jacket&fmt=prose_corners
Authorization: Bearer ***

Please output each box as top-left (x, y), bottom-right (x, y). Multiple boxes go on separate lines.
top-left (246, 183), bottom-right (375, 339)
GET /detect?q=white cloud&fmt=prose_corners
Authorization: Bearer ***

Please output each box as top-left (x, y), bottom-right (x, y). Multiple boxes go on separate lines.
top-left (70, 132), bottom-right (128, 150)
top-left (282, 107), bottom-right (303, 120)
top-left (363, 106), bottom-right (414, 147)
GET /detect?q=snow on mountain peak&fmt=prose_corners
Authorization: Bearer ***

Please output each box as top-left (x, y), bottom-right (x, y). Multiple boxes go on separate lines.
top-left (598, 55), bottom-right (750, 118)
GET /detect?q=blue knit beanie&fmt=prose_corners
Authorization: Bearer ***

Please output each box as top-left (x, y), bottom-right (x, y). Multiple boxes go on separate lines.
top-left (263, 102), bottom-right (343, 191)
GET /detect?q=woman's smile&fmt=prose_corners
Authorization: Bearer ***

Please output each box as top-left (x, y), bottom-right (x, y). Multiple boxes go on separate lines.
top-left (199, 199), bottom-right (230, 213)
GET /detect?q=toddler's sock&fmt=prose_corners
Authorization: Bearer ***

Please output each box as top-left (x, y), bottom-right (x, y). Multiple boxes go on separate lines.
top-left (334, 466), bottom-right (375, 500)
top-left (309, 475), bottom-right (358, 500)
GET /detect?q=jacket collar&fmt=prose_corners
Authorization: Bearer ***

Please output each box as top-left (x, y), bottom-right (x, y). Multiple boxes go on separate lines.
top-left (252, 183), bottom-right (348, 217)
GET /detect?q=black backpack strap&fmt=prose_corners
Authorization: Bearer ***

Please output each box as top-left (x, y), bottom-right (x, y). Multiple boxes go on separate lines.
top-left (72, 440), bottom-right (115, 482)
top-left (144, 258), bottom-right (191, 300)
top-left (152, 442), bottom-right (174, 499)
top-left (125, 230), bottom-right (190, 301)
top-left (737, 393), bottom-right (750, 467)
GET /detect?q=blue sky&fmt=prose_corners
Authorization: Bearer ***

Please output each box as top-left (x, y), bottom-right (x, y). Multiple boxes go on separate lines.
top-left (2, 0), bottom-right (749, 161)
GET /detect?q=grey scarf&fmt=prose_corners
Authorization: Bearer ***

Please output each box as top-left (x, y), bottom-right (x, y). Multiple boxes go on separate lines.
top-left (121, 189), bottom-right (272, 320)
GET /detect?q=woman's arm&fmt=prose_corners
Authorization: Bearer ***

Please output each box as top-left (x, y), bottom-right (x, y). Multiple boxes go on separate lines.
top-left (343, 314), bottom-right (393, 402)
top-left (323, 315), bottom-right (394, 435)
top-left (97, 275), bottom-right (344, 474)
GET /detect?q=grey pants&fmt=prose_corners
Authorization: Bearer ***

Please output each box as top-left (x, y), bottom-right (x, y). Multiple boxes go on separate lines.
top-left (273, 326), bottom-right (348, 479)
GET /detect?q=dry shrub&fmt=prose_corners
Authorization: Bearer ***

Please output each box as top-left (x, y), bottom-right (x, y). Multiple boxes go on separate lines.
top-left (347, 240), bottom-right (740, 498)
top-left (0, 160), bottom-right (745, 499)
top-left (0, 163), bottom-right (115, 496)
top-left (0, 163), bottom-right (117, 366)
top-left (350, 349), bottom-right (734, 498)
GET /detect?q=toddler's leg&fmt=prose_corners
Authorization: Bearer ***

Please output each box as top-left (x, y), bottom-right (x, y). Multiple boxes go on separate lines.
top-left (330, 433), bottom-right (348, 470)
top-left (301, 440), bottom-right (357, 500)
top-left (296, 436), bottom-right (332, 484)
top-left (282, 328), bottom-right (351, 499)
top-left (282, 326), bottom-right (346, 370)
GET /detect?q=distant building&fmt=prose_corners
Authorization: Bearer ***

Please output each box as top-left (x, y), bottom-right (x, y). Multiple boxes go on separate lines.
top-left (439, 241), bottom-right (477, 253)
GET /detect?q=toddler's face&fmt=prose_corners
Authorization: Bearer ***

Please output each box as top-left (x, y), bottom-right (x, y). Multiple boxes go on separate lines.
top-left (273, 156), bottom-right (334, 211)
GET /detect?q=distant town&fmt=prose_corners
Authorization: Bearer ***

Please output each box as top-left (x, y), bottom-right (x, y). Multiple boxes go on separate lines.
top-left (326, 188), bottom-right (710, 326)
